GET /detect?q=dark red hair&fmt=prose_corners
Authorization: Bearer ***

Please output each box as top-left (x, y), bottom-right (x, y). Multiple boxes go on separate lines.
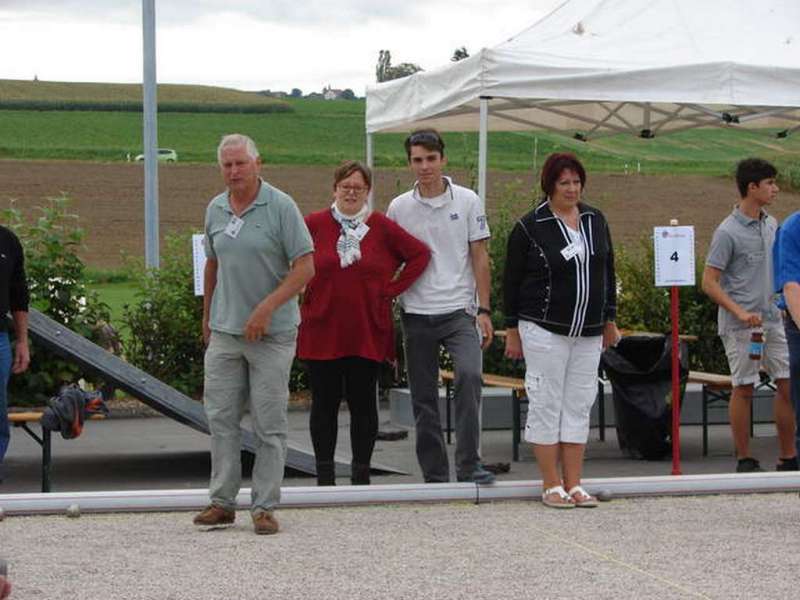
top-left (540, 152), bottom-right (586, 198)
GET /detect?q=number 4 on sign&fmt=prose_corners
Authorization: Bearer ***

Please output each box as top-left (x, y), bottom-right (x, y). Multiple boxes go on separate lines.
top-left (670, 251), bottom-right (679, 262)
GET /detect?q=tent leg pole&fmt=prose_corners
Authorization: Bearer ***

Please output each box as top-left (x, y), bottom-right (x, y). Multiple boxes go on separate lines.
top-left (366, 132), bottom-right (374, 209)
top-left (478, 97), bottom-right (489, 203)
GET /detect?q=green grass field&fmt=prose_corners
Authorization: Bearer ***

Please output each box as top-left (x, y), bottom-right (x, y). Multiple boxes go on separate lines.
top-left (90, 281), bottom-right (136, 324)
top-left (1, 79), bottom-right (799, 177)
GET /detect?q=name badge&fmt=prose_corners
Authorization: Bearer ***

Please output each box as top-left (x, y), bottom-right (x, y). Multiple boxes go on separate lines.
top-left (225, 215), bottom-right (244, 238)
top-left (351, 223), bottom-right (370, 241)
top-left (560, 242), bottom-right (581, 261)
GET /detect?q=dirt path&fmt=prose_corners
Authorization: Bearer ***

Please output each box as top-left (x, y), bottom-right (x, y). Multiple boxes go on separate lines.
top-left (2, 160), bottom-right (797, 268)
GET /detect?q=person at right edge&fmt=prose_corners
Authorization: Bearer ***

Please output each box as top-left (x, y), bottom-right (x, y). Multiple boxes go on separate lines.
top-left (702, 158), bottom-right (797, 473)
top-left (503, 153), bottom-right (619, 509)
top-left (774, 198), bottom-right (800, 481)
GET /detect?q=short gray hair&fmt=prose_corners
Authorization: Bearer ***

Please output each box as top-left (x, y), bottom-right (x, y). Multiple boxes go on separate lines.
top-left (217, 133), bottom-right (260, 164)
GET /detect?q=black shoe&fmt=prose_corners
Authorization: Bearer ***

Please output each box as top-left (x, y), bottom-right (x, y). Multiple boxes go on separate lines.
top-left (457, 465), bottom-right (496, 485)
top-left (350, 463), bottom-right (371, 485)
top-left (776, 457), bottom-right (799, 471)
top-left (736, 457), bottom-right (764, 473)
top-left (316, 461), bottom-right (336, 486)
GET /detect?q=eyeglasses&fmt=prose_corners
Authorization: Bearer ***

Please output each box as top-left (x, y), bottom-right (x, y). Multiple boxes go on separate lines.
top-left (337, 185), bottom-right (368, 194)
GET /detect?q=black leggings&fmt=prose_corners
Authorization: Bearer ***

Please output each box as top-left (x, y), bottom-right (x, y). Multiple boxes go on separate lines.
top-left (307, 357), bottom-right (380, 466)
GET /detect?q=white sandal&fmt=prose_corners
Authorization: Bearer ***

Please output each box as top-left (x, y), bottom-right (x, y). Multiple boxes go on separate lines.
top-left (542, 485), bottom-right (575, 509)
top-left (568, 485), bottom-right (599, 508)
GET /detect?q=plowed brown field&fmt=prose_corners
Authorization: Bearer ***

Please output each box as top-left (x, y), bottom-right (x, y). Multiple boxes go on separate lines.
top-left (2, 160), bottom-right (798, 268)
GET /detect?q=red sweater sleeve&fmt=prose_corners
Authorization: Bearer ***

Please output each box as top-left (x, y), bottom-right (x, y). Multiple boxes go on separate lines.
top-left (378, 214), bottom-right (431, 298)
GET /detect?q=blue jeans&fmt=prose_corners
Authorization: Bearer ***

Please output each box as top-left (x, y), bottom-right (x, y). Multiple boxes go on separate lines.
top-left (0, 332), bottom-right (12, 463)
top-left (785, 316), bottom-right (800, 457)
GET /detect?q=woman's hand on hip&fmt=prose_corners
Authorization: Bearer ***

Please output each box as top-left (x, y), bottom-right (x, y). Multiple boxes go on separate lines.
top-left (504, 327), bottom-right (523, 360)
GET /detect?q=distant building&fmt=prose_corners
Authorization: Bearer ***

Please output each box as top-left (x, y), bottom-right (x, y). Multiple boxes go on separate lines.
top-left (322, 85), bottom-right (344, 100)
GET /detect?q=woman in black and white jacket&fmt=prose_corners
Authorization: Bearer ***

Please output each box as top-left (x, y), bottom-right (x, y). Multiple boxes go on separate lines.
top-left (503, 152), bottom-right (620, 509)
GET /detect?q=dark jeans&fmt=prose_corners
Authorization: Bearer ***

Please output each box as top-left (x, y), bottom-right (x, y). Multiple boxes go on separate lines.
top-left (307, 357), bottom-right (380, 466)
top-left (401, 310), bottom-right (483, 482)
top-left (0, 332), bottom-right (11, 464)
top-left (785, 316), bottom-right (800, 456)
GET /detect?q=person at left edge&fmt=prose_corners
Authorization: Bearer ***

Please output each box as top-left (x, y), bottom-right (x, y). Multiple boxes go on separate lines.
top-left (297, 160), bottom-right (430, 486)
top-left (193, 134), bottom-right (314, 535)
top-left (0, 223), bottom-right (30, 482)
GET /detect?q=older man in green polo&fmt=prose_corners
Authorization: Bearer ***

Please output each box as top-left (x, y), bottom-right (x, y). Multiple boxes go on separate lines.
top-left (194, 133), bottom-right (314, 535)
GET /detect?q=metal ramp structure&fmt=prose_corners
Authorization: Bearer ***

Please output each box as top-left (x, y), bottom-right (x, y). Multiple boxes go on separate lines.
top-left (21, 309), bottom-right (407, 477)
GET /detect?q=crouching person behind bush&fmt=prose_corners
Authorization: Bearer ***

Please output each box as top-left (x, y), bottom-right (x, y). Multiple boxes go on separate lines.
top-left (194, 134), bottom-right (314, 535)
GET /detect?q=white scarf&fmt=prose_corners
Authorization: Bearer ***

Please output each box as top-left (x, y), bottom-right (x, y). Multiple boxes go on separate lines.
top-left (331, 202), bottom-right (370, 268)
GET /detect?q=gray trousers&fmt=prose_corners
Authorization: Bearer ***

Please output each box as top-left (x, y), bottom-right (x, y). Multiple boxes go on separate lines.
top-left (203, 330), bottom-right (297, 514)
top-left (401, 310), bottom-right (483, 482)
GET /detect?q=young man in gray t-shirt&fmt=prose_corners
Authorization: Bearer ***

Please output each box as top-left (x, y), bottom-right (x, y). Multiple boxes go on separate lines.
top-left (702, 158), bottom-right (796, 473)
top-left (386, 129), bottom-right (495, 485)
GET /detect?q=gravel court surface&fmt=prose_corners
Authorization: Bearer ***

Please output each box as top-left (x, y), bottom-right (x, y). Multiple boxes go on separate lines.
top-left (2, 493), bottom-right (798, 599)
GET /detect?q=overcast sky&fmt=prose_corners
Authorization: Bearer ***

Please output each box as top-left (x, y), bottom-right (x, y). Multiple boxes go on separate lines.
top-left (0, 0), bottom-right (561, 94)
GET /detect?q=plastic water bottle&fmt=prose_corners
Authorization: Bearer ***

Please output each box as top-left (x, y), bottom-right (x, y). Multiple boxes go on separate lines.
top-left (749, 328), bottom-right (764, 361)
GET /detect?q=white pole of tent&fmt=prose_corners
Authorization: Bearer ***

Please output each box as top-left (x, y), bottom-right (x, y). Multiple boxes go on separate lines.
top-left (366, 132), bottom-right (374, 209)
top-left (142, 0), bottom-right (159, 269)
top-left (366, 132), bottom-right (374, 168)
top-left (478, 97), bottom-right (489, 202)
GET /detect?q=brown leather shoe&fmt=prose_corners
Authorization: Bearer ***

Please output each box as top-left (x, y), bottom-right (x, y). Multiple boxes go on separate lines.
top-left (252, 511), bottom-right (279, 535)
top-left (193, 504), bottom-right (235, 527)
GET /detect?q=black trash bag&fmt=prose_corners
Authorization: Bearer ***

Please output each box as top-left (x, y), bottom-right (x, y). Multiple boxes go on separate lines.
top-left (600, 335), bottom-right (688, 460)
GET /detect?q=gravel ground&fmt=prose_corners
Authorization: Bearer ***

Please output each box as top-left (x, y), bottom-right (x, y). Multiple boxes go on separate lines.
top-left (2, 493), bottom-right (798, 599)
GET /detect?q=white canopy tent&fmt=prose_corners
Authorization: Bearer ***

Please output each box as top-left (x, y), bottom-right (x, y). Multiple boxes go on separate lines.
top-left (365, 0), bottom-right (800, 201)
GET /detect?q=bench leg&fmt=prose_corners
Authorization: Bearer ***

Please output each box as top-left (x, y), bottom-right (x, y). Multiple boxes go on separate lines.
top-left (597, 379), bottom-right (605, 442)
top-left (445, 380), bottom-right (452, 445)
top-left (512, 390), bottom-right (521, 462)
top-left (702, 387), bottom-right (709, 457)
top-left (42, 427), bottom-right (51, 493)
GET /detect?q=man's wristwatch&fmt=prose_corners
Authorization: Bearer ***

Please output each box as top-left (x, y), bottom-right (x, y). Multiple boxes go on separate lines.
top-left (477, 306), bottom-right (491, 316)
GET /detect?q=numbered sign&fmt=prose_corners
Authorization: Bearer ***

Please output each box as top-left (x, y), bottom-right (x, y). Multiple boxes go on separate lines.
top-left (653, 226), bottom-right (695, 287)
top-left (192, 234), bottom-right (206, 296)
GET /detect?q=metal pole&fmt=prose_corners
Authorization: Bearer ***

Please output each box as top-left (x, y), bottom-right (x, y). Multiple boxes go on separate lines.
top-left (365, 132), bottom-right (374, 168)
top-left (478, 97), bottom-right (489, 202)
top-left (4, 474), bottom-right (800, 515)
top-left (365, 132), bottom-right (374, 209)
top-left (670, 218), bottom-right (681, 476)
top-left (142, 0), bottom-right (159, 268)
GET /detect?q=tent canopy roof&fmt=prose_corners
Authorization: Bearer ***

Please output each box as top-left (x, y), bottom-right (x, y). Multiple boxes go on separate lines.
top-left (366, 0), bottom-right (800, 137)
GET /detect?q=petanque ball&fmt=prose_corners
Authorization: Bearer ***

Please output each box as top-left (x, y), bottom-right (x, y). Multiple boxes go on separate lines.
top-left (66, 503), bottom-right (81, 518)
top-left (596, 489), bottom-right (613, 502)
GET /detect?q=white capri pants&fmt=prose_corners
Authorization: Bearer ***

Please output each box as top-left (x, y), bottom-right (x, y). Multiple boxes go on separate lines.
top-left (519, 320), bottom-right (602, 445)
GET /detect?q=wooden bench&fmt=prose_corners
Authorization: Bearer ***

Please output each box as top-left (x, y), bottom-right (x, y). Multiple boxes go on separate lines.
top-left (9, 411), bottom-right (105, 493)
top-left (688, 370), bottom-right (776, 456)
top-left (440, 370), bottom-right (606, 461)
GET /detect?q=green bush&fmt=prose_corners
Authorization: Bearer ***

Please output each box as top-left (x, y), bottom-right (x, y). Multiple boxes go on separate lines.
top-left (2, 196), bottom-right (113, 406)
top-left (121, 233), bottom-right (206, 397)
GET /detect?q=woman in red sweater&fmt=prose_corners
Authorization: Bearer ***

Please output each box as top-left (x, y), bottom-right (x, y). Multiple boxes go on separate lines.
top-left (298, 161), bottom-right (430, 485)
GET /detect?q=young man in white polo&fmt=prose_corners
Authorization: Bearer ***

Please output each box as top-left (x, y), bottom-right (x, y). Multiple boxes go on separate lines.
top-left (387, 129), bottom-right (495, 484)
top-left (702, 158), bottom-right (797, 473)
